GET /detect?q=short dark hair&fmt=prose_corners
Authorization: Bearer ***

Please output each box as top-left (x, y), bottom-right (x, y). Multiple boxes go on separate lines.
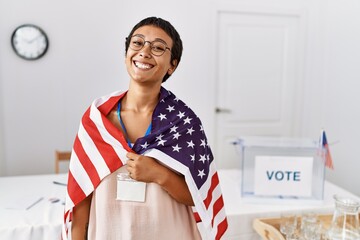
top-left (125, 17), bottom-right (183, 82)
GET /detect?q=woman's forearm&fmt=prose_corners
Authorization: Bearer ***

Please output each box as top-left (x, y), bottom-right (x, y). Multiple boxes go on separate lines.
top-left (156, 166), bottom-right (194, 206)
top-left (71, 194), bottom-right (92, 240)
top-left (126, 152), bottom-right (194, 206)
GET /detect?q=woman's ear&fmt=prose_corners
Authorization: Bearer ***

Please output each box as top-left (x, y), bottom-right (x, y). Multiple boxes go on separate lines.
top-left (168, 59), bottom-right (178, 75)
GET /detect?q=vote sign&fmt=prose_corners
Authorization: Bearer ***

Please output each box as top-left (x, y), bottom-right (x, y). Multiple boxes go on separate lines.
top-left (254, 155), bottom-right (314, 197)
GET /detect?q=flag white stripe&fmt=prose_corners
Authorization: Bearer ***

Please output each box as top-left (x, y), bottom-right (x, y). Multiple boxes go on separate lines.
top-left (213, 207), bottom-right (227, 227)
top-left (203, 181), bottom-right (222, 227)
top-left (144, 148), bottom-right (221, 237)
top-left (144, 148), bottom-right (189, 175)
top-left (195, 162), bottom-right (223, 233)
top-left (77, 123), bottom-right (110, 179)
top-left (69, 152), bottom-right (94, 196)
top-left (211, 207), bottom-right (227, 238)
top-left (93, 90), bottom-right (123, 107)
top-left (64, 192), bottom-right (74, 212)
top-left (89, 104), bottom-right (128, 165)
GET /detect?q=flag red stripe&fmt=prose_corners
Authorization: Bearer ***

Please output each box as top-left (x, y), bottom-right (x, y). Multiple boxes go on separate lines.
top-left (211, 195), bottom-right (225, 227)
top-left (69, 211), bottom-right (73, 222)
top-left (96, 93), bottom-right (132, 152)
top-left (322, 131), bottom-right (334, 170)
top-left (215, 218), bottom-right (228, 240)
top-left (325, 144), bottom-right (334, 169)
top-left (97, 94), bottom-right (125, 115)
top-left (203, 172), bottom-right (219, 209)
top-left (100, 113), bottom-right (132, 153)
top-left (73, 136), bottom-right (100, 186)
top-left (67, 172), bottom-right (86, 206)
top-left (62, 209), bottom-right (71, 240)
top-left (193, 212), bottom-right (202, 223)
top-left (64, 209), bottom-right (70, 223)
top-left (82, 108), bottom-right (122, 172)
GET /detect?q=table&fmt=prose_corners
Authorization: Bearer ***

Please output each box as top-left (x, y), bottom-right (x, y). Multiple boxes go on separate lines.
top-left (0, 173), bottom-right (67, 240)
top-left (219, 169), bottom-right (360, 240)
top-left (1, 170), bottom-right (359, 240)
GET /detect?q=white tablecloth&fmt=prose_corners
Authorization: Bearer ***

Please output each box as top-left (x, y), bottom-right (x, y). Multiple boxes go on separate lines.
top-left (218, 169), bottom-right (360, 239)
top-left (1, 170), bottom-right (359, 240)
top-left (0, 173), bottom-right (67, 240)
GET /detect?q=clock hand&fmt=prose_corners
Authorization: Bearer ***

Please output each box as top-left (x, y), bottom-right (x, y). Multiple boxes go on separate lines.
top-left (28, 34), bottom-right (42, 43)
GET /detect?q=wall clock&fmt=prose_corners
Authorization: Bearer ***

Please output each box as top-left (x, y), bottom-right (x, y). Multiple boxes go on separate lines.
top-left (11, 24), bottom-right (49, 60)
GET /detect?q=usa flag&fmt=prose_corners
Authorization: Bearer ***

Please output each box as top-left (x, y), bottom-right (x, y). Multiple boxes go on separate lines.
top-left (321, 130), bottom-right (334, 169)
top-left (62, 87), bottom-right (228, 239)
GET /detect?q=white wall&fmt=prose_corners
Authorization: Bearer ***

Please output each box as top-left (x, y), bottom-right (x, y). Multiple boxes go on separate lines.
top-left (0, 73), bottom-right (4, 175)
top-left (299, 0), bottom-right (360, 196)
top-left (1, 0), bottom-right (360, 196)
top-left (315, 0), bottom-right (360, 195)
top-left (0, 0), bottom-right (218, 176)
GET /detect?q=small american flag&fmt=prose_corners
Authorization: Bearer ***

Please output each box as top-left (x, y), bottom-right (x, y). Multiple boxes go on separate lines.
top-left (320, 130), bottom-right (334, 169)
top-left (62, 87), bottom-right (228, 239)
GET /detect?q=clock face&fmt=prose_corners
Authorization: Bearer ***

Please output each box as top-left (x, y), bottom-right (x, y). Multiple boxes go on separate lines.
top-left (11, 24), bottom-right (49, 60)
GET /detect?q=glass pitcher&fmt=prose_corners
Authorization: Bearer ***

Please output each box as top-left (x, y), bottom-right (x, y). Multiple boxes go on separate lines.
top-left (327, 194), bottom-right (360, 240)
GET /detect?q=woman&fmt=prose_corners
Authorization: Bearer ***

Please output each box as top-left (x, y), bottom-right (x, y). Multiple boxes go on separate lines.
top-left (63, 17), bottom-right (227, 240)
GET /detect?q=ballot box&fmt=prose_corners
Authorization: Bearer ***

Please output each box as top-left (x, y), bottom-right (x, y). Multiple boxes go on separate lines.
top-left (236, 136), bottom-right (326, 204)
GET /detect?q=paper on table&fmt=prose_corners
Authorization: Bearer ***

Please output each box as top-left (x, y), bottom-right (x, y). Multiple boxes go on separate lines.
top-left (4, 196), bottom-right (44, 210)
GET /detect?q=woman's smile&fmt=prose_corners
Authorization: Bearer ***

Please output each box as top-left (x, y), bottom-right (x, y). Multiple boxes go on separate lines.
top-left (133, 60), bottom-right (154, 70)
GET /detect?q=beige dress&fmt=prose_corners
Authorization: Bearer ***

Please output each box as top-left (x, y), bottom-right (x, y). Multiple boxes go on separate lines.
top-left (88, 166), bottom-right (202, 240)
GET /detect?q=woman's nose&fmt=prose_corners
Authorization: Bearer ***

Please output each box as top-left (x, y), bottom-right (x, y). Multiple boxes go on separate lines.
top-left (139, 42), bottom-right (152, 57)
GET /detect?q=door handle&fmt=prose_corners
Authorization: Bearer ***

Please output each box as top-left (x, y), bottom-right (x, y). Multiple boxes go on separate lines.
top-left (215, 107), bottom-right (231, 113)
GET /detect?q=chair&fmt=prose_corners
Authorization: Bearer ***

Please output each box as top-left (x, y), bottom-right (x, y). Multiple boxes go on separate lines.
top-left (55, 150), bottom-right (71, 174)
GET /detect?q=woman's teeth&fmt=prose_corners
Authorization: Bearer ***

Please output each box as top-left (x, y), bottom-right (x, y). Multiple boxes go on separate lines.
top-left (135, 61), bottom-right (152, 69)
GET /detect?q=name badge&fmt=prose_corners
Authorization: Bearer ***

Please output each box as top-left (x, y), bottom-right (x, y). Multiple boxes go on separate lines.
top-left (116, 173), bottom-right (146, 202)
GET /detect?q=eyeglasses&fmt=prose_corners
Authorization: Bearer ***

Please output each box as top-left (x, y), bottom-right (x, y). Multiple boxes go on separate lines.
top-left (128, 35), bottom-right (171, 56)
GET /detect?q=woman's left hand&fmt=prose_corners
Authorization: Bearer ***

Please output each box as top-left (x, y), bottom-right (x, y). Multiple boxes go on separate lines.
top-left (125, 151), bottom-right (194, 206)
top-left (126, 152), bottom-right (163, 183)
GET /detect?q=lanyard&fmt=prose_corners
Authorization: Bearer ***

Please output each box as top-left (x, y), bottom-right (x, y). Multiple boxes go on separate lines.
top-left (117, 101), bottom-right (152, 148)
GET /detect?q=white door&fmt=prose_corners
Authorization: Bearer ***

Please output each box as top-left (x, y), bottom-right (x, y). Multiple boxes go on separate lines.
top-left (214, 10), bottom-right (306, 169)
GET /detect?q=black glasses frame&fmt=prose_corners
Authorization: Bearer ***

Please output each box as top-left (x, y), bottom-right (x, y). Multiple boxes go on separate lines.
top-left (128, 35), bottom-right (171, 56)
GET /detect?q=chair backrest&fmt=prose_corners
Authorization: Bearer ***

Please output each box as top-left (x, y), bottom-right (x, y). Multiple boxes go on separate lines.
top-left (55, 150), bottom-right (71, 174)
